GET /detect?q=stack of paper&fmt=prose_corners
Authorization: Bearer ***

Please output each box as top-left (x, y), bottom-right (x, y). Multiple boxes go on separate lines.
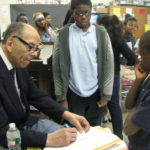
top-left (44, 127), bottom-right (122, 150)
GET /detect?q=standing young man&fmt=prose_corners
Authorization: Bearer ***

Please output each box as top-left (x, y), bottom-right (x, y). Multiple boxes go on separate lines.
top-left (53, 0), bottom-right (114, 126)
top-left (124, 30), bottom-right (150, 150)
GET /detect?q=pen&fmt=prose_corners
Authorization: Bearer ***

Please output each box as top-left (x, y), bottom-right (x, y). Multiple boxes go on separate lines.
top-left (63, 123), bottom-right (72, 128)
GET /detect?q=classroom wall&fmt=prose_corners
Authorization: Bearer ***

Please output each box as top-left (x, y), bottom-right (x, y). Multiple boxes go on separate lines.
top-left (10, 4), bottom-right (70, 28)
top-left (0, 0), bottom-right (114, 5)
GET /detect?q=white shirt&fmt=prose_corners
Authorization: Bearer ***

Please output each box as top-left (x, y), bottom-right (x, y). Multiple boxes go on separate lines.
top-left (69, 23), bottom-right (98, 97)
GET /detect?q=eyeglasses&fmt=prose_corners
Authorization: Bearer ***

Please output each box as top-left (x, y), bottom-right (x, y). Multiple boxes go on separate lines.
top-left (75, 12), bottom-right (91, 17)
top-left (12, 35), bottom-right (43, 52)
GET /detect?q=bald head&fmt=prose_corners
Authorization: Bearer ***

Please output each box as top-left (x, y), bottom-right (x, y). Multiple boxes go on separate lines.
top-left (2, 23), bottom-right (39, 44)
top-left (23, 23), bottom-right (40, 39)
top-left (2, 23), bottom-right (41, 68)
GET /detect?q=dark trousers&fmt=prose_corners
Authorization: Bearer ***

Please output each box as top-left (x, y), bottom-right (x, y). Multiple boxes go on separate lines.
top-left (107, 73), bottom-right (123, 139)
top-left (128, 143), bottom-right (150, 150)
top-left (67, 88), bottom-right (104, 126)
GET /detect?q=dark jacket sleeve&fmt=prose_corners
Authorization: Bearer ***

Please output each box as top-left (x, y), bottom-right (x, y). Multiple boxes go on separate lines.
top-left (0, 69), bottom-right (66, 148)
top-left (0, 101), bottom-right (47, 148)
top-left (24, 70), bottom-right (66, 122)
top-left (120, 39), bottom-right (137, 66)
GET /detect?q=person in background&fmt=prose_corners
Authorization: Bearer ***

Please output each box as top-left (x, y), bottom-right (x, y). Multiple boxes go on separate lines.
top-left (124, 30), bottom-right (150, 150)
top-left (32, 12), bottom-right (55, 43)
top-left (43, 12), bottom-right (57, 37)
top-left (63, 8), bottom-right (75, 26)
top-left (0, 22), bottom-right (90, 149)
top-left (125, 13), bottom-right (131, 20)
top-left (16, 12), bottom-right (29, 24)
top-left (43, 12), bottom-right (53, 29)
top-left (97, 14), bottom-right (136, 139)
top-left (52, 0), bottom-right (114, 126)
top-left (123, 16), bottom-right (138, 51)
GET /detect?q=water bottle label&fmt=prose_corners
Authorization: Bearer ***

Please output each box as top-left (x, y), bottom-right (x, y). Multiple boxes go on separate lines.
top-left (8, 139), bottom-right (16, 146)
top-left (16, 137), bottom-right (21, 145)
top-left (8, 137), bottom-right (21, 146)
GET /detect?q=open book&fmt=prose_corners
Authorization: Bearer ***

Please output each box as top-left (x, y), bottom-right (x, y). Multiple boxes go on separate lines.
top-left (44, 127), bottom-right (122, 150)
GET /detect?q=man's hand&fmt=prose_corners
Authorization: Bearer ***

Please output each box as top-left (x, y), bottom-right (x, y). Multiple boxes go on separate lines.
top-left (46, 128), bottom-right (77, 147)
top-left (97, 99), bottom-right (108, 107)
top-left (62, 111), bottom-right (90, 133)
top-left (59, 100), bottom-right (68, 109)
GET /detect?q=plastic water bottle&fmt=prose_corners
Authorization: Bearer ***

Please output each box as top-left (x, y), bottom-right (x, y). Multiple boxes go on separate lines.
top-left (6, 123), bottom-right (21, 150)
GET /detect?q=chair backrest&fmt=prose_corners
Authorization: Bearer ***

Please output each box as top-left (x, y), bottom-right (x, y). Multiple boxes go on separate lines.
top-left (39, 43), bottom-right (54, 65)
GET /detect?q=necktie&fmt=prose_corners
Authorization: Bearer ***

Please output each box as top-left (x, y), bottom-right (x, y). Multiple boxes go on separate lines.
top-left (9, 68), bottom-right (15, 80)
top-left (9, 69), bottom-right (26, 111)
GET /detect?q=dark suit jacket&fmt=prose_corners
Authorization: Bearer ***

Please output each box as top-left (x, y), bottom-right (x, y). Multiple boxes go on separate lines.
top-left (0, 56), bottom-right (65, 148)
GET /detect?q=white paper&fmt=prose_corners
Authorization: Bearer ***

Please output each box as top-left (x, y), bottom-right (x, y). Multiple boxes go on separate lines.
top-left (44, 127), bottom-right (120, 150)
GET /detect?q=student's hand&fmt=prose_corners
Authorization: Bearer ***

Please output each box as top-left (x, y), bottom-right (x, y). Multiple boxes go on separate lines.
top-left (97, 99), bottom-right (108, 107)
top-left (135, 63), bottom-right (149, 80)
top-left (46, 128), bottom-right (77, 147)
top-left (62, 111), bottom-right (90, 133)
top-left (59, 100), bottom-right (68, 109)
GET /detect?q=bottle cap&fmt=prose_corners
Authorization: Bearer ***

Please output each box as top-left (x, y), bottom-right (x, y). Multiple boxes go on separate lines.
top-left (9, 123), bottom-right (16, 130)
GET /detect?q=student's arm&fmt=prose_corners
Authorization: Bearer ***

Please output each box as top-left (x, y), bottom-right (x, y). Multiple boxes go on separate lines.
top-left (102, 33), bottom-right (114, 100)
top-left (120, 39), bottom-right (136, 66)
top-left (52, 35), bottom-right (64, 102)
top-left (98, 32), bottom-right (114, 107)
top-left (124, 63), bottom-right (149, 136)
top-left (124, 107), bottom-right (140, 136)
top-left (125, 64), bottom-right (148, 109)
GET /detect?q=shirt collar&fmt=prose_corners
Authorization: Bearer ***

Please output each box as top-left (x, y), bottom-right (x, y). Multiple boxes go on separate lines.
top-left (73, 23), bottom-right (94, 33)
top-left (0, 46), bottom-right (13, 71)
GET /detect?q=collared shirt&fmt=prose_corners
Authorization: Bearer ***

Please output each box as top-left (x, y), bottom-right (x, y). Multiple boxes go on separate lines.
top-left (69, 23), bottom-right (98, 97)
top-left (0, 46), bottom-right (13, 70)
top-left (0, 46), bottom-right (25, 110)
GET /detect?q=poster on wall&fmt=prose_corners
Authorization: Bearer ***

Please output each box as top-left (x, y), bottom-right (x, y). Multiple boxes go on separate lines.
top-left (17, 0), bottom-right (71, 4)
top-left (0, 5), bottom-right (10, 24)
top-left (113, 8), bottom-right (123, 20)
top-left (147, 14), bottom-right (150, 24)
top-left (0, 5), bottom-right (11, 40)
top-left (113, 7), bottom-right (120, 14)
top-left (125, 8), bottom-right (133, 15)
top-left (145, 24), bottom-right (150, 32)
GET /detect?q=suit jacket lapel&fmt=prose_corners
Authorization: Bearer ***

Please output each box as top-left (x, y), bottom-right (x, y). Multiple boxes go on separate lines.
top-left (4, 74), bottom-right (25, 113)
top-left (16, 69), bottom-right (28, 109)
top-left (0, 56), bottom-right (25, 114)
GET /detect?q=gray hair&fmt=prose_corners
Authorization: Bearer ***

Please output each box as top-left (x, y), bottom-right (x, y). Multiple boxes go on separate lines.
top-left (2, 22), bottom-right (25, 44)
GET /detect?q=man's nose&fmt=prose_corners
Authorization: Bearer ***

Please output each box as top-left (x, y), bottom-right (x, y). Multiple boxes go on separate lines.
top-left (31, 51), bottom-right (39, 58)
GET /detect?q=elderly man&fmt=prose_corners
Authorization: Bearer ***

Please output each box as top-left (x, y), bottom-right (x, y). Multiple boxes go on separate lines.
top-left (0, 23), bottom-right (90, 149)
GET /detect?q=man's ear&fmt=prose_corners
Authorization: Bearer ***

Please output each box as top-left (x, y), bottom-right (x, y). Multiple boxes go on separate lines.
top-left (6, 37), bottom-right (14, 52)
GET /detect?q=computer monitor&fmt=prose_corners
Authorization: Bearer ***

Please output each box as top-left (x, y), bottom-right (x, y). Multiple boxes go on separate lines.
top-left (90, 13), bottom-right (99, 24)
